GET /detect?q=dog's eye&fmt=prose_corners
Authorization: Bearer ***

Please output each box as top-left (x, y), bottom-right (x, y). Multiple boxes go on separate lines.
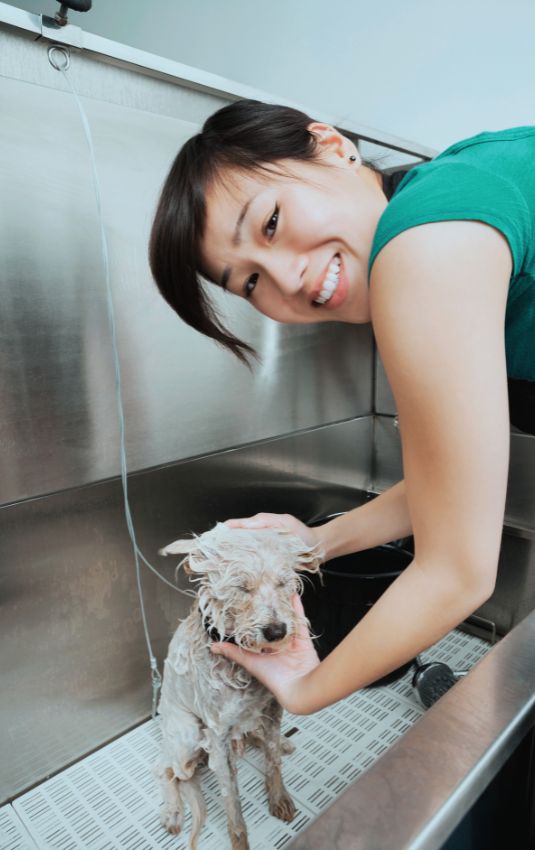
top-left (277, 581), bottom-right (287, 588)
top-left (237, 586), bottom-right (251, 594)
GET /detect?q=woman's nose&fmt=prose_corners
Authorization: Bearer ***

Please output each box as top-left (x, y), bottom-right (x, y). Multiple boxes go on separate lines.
top-left (267, 253), bottom-right (308, 296)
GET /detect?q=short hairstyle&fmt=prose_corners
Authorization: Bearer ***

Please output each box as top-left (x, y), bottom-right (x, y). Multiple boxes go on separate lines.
top-left (149, 99), bottom-right (381, 366)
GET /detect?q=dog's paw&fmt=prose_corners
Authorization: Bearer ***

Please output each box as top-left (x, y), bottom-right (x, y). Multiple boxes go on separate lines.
top-left (230, 830), bottom-right (250, 850)
top-left (280, 737), bottom-right (295, 755)
top-left (160, 807), bottom-right (182, 834)
top-left (269, 791), bottom-right (296, 822)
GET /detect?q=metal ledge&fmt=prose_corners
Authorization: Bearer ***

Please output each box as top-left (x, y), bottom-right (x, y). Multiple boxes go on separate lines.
top-left (287, 608), bottom-right (535, 850)
top-left (0, 1), bottom-right (437, 159)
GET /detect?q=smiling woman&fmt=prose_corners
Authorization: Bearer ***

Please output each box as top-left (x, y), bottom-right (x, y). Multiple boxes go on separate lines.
top-left (149, 99), bottom-right (535, 716)
top-left (149, 99), bottom-right (385, 363)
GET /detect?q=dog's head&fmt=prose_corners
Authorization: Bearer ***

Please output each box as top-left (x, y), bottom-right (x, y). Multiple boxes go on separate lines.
top-left (160, 523), bottom-right (322, 653)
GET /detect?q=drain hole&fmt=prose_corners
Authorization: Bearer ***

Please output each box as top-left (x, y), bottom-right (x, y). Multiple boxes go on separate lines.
top-left (284, 726), bottom-right (299, 738)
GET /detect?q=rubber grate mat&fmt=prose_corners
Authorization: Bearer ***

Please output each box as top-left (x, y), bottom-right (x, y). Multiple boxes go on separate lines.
top-left (6, 627), bottom-right (491, 850)
top-left (0, 805), bottom-right (39, 850)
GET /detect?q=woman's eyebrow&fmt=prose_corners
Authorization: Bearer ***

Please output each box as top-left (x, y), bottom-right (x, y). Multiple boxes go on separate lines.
top-left (219, 193), bottom-right (259, 289)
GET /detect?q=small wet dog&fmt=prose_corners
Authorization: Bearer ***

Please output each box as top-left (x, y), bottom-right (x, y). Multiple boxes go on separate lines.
top-left (155, 523), bottom-right (321, 850)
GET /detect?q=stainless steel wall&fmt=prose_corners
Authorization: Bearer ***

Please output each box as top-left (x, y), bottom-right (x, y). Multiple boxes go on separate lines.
top-left (0, 35), bottom-right (374, 506)
top-left (0, 24), bottom-right (377, 802)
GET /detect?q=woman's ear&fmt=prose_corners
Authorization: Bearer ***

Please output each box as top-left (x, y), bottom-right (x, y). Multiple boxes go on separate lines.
top-left (307, 121), bottom-right (359, 164)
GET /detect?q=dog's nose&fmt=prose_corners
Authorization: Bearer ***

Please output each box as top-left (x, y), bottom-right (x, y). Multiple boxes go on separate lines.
top-left (262, 622), bottom-right (287, 642)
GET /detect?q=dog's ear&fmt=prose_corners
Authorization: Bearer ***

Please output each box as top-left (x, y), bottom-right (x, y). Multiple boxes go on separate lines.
top-left (159, 538), bottom-right (199, 576)
top-left (295, 551), bottom-right (323, 574)
top-left (158, 538), bottom-right (197, 556)
top-left (282, 534), bottom-right (323, 574)
top-left (259, 528), bottom-right (323, 573)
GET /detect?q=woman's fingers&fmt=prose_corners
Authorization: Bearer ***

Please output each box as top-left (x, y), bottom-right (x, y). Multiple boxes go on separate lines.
top-left (224, 513), bottom-right (318, 546)
top-left (225, 513), bottom-right (287, 530)
top-left (211, 641), bottom-right (252, 667)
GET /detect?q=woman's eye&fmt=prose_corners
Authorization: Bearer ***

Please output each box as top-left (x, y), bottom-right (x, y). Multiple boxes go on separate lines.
top-left (244, 274), bottom-right (258, 299)
top-left (242, 206), bottom-right (279, 299)
top-left (264, 204), bottom-right (279, 240)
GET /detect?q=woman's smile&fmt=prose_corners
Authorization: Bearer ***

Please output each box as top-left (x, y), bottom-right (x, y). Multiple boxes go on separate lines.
top-left (311, 253), bottom-right (350, 310)
top-left (311, 253), bottom-right (340, 304)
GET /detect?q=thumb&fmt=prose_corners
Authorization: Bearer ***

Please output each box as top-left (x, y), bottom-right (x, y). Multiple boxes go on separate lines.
top-left (210, 641), bottom-right (252, 668)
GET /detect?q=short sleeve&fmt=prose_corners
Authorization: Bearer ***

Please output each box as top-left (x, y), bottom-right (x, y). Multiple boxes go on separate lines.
top-left (368, 161), bottom-right (532, 281)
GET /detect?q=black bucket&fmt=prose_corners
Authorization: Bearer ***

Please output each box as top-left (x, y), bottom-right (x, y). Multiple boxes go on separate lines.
top-left (303, 514), bottom-right (415, 686)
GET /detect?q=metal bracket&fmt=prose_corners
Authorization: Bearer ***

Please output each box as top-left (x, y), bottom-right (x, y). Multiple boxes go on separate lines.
top-left (459, 613), bottom-right (498, 645)
top-left (39, 15), bottom-right (83, 50)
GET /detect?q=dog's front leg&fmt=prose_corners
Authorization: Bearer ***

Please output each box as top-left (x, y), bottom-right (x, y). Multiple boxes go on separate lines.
top-left (262, 699), bottom-right (296, 822)
top-left (206, 731), bottom-right (249, 850)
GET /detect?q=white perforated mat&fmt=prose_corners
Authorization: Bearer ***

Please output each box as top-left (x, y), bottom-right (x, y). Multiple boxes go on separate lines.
top-left (3, 628), bottom-right (491, 850)
top-left (0, 805), bottom-right (39, 850)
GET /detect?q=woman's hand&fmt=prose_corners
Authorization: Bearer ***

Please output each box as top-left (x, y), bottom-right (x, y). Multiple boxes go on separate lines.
top-left (210, 594), bottom-right (320, 715)
top-left (225, 512), bottom-right (319, 548)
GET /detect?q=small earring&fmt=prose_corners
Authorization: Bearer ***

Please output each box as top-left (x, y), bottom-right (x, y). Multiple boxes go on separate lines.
top-left (349, 155), bottom-right (357, 162)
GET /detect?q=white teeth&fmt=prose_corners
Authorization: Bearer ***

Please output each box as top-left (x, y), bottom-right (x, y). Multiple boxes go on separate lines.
top-left (314, 255), bottom-right (341, 304)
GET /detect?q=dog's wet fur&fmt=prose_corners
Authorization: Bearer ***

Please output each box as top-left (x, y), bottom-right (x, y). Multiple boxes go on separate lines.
top-left (155, 523), bottom-right (322, 850)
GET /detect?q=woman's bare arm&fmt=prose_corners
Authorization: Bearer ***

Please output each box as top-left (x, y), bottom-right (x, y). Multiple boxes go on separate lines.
top-left (288, 219), bottom-right (512, 713)
top-left (316, 479), bottom-right (412, 560)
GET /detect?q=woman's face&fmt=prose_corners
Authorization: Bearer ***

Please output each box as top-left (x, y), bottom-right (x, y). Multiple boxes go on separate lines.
top-left (199, 123), bottom-right (388, 325)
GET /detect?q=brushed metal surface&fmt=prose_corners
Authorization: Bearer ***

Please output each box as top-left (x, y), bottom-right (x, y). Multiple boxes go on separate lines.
top-left (372, 413), bottom-right (403, 491)
top-left (0, 7), bottom-right (438, 160)
top-left (507, 432), bottom-right (535, 532)
top-left (0, 26), bottom-right (229, 123)
top-left (287, 608), bottom-right (535, 850)
top-left (482, 531), bottom-right (535, 634)
top-left (0, 417), bottom-right (372, 803)
top-left (374, 351), bottom-right (397, 415)
top-left (0, 66), bottom-right (373, 506)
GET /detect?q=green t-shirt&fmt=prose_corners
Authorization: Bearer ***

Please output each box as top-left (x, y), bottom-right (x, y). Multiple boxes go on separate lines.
top-left (368, 127), bottom-right (535, 381)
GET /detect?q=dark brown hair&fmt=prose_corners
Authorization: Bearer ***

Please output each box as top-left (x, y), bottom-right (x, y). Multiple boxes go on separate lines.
top-left (149, 98), bottom-right (380, 366)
